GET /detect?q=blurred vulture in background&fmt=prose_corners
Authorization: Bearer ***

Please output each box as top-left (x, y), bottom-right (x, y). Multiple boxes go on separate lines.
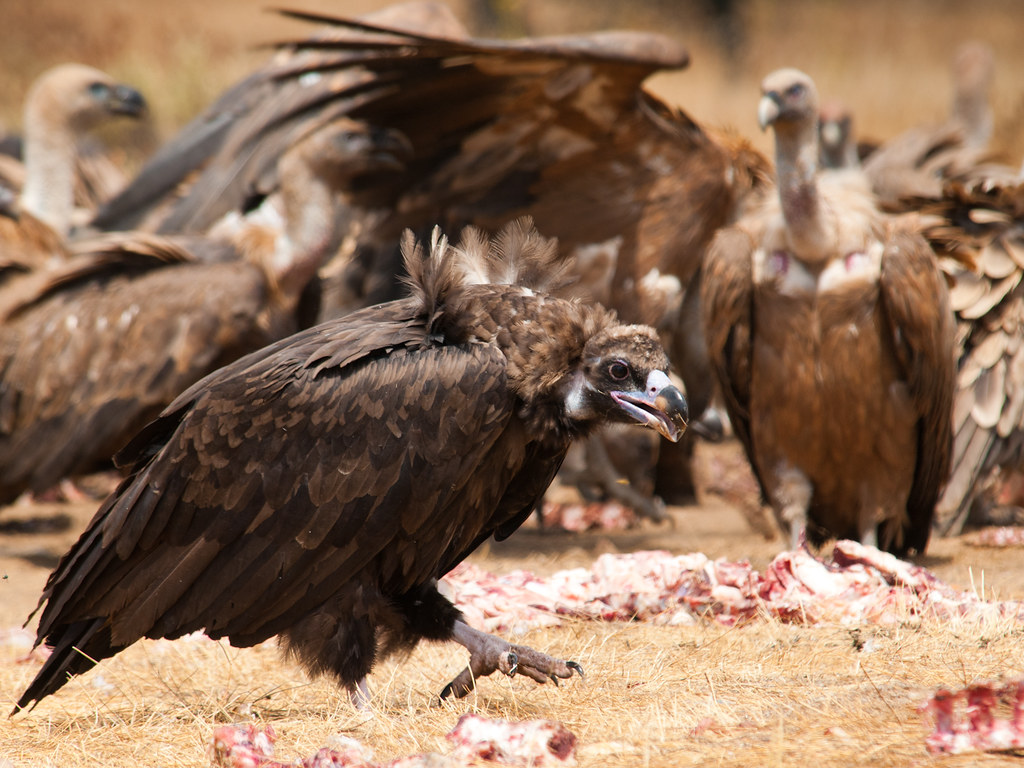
top-left (817, 41), bottom-right (999, 206)
top-left (814, 42), bottom-right (1024, 534)
top-left (702, 69), bottom-right (956, 555)
top-left (15, 220), bottom-right (688, 712)
top-left (0, 118), bottom-right (407, 508)
top-left (0, 64), bottom-right (147, 242)
top-left (916, 177), bottom-right (1024, 535)
top-left (92, 2), bottom-right (768, 517)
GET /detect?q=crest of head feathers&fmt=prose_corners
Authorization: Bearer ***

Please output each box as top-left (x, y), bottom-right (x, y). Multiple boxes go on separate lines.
top-left (402, 217), bottom-right (575, 332)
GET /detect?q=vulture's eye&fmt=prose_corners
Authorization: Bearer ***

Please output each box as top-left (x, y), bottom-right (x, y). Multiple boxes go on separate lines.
top-left (786, 83), bottom-right (806, 99)
top-left (607, 360), bottom-right (630, 381)
top-left (88, 82), bottom-right (109, 100)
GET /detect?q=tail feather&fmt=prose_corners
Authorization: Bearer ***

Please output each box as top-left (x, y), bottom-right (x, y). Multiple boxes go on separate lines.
top-left (12, 618), bottom-right (110, 715)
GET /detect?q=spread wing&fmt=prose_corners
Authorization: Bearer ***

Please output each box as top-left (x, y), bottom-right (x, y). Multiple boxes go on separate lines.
top-left (878, 224), bottom-right (957, 551)
top-left (699, 225), bottom-right (764, 493)
top-left (0, 239), bottom-right (273, 505)
top-left (922, 180), bottom-right (1024, 534)
top-left (90, 3), bottom-right (472, 234)
top-left (22, 304), bottom-right (521, 707)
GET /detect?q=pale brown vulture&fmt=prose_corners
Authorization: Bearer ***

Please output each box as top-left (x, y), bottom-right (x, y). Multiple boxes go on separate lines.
top-left (0, 118), bottom-right (407, 508)
top-left (860, 42), bottom-right (997, 209)
top-left (14, 219), bottom-right (688, 712)
top-left (93, 4), bottom-right (764, 512)
top-left (0, 64), bottom-right (147, 239)
top-left (915, 177), bottom-right (1024, 534)
top-left (701, 69), bottom-right (956, 555)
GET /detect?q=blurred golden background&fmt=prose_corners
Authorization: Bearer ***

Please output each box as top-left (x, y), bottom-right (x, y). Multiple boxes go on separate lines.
top-left (2, 0), bottom-right (1022, 168)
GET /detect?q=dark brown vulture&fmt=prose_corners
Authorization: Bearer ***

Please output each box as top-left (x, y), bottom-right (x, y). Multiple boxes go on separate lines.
top-left (92, 3), bottom-right (764, 514)
top-left (0, 117), bottom-right (407, 508)
top-left (0, 64), bottom-right (147, 239)
top-left (701, 68), bottom-right (956, 555)
top-left (14, 219), bottom-right (688, 712)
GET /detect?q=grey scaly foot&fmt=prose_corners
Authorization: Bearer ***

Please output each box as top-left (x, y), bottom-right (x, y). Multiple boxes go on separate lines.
top-left (441, 620), bottom-right (583, 698)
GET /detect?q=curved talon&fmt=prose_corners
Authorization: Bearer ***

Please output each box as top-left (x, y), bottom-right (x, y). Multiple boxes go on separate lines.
top-left (566, 661), bottom-right (585, 678)
top-left (439, 682), bottom-right (455, 700)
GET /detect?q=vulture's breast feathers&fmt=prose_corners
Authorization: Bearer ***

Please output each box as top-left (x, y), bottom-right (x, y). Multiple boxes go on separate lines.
top-left (749, 183), bottom-right (885, 302)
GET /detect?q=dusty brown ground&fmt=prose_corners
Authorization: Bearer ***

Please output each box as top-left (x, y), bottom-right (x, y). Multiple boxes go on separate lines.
top-left (2, 441), bottom-right (1024, 767)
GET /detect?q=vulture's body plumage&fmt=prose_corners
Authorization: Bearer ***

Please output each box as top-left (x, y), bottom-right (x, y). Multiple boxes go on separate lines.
top-left (918, 178), bottom-right (1024, 534)
top-left (15, 220), bottom-right (687, 712)
top-left (0, 118), bottom-right (405, 507)
top-left (702, 69), bottom-right (956, 555)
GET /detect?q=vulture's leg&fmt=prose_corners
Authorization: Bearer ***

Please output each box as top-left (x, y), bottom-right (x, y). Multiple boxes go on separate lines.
top-left (584, 432), bottom-right (667, 522)
top-left (771, 466), bottom-right (812, 549)
top-left (441, 620), bottom-right (583, 698)
top-left (858, 515), bottom-right (879, 550)
top-left (348, 678), bottom-right (372, 710)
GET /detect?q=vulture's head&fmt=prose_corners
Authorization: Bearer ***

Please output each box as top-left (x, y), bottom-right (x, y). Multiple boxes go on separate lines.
top-left (757, 68), bottom-right (818, 134)
top-left (26, 64), bottom-right (147, 133)
top-left (818, 99), bottom-right (855, 169)
top-left (290, 117), bottom-right (412, 188)
top-left (564, 324), bottom-right (689, 442)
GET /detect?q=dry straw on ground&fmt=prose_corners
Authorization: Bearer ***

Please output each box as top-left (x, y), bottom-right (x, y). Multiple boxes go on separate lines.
top-left (4, 600), bottom-right (1024, 766)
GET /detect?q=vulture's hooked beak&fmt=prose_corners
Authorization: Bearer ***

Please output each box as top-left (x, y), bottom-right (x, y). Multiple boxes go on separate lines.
top-left (611, 370), bottom-right (689, 442)
top-left (757, 94), bottom-right (781, 131)
top-left (107, 84), bottom-right (147, 118)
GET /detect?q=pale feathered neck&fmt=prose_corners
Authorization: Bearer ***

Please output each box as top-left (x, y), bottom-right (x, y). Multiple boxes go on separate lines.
top-left (773, 116), bottom-right (831, 259)
top-left (20, 86), bottom-right (77, 237)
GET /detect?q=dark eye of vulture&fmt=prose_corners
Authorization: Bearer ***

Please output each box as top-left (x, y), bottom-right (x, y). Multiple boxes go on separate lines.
top-left (702, 68), bottom-right (955, 557)
top-left (14, 218), bottom-right (687, 714)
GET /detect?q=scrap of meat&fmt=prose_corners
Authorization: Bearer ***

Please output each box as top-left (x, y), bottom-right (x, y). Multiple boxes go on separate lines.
top-left (446, 713), bottom-right (577, 766)
top-left (207, 716), bottom-right (577, 768)
top-left (922, 680), bottom-right (1024, 754)
top-left (539, 500), bottom-right (638, 532)
top-left (443, 542), bottom-right (1024, 631)
top-left (970, 526), bottom-right (1024, 548)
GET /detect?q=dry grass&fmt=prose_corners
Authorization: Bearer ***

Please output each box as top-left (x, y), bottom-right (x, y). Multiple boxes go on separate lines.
top-left (4, 607), bottom-right (1024, 766)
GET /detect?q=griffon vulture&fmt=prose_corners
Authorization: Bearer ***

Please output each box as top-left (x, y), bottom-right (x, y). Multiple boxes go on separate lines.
top-left (0, 118), bottom-right (407, 508)
top-left (0, 64), bottom-right (147, 239)
top-left (0, 65), bottom-right (146, 290)
top-left (701, 69), bottom-right (956, 555)
top-left (14, 219), bottom-right (688, 712)
top-left (859, 42), bottom-right (996, 209)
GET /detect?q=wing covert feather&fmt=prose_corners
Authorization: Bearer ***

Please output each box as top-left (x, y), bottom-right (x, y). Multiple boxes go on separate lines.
top-left (701, 226), bottom-right (762, 490)
top-left (34, 331), bottom-right (516, 650)
top-left (878, 225), bottom-right (956, 544)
